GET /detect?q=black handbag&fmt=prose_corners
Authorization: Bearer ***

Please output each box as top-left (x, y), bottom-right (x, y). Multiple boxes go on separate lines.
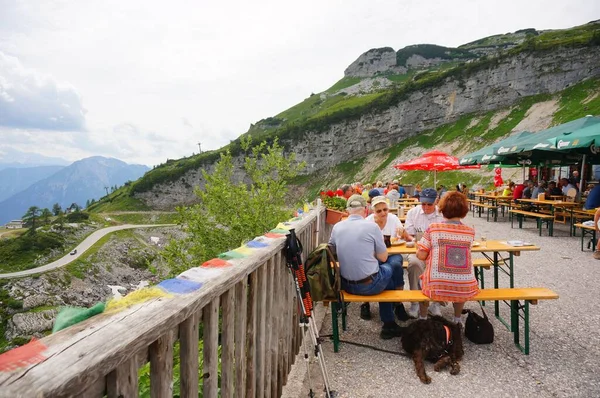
top-left (463, 302), bottom-right (494, 344)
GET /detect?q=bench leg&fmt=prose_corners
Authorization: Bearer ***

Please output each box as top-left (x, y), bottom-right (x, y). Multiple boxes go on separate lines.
top-left (331, 302), bottom-right (340, 353)
top-left (518, 215), bottom-right (523, 229)
top-left (537, 219), bottom-right (542, 236)
top-left (549, 220), bottom-right (553, 237)
top-left (581, 230), bottom-right (585, 251)
top-left (513, 300), bottom-right (530, 355)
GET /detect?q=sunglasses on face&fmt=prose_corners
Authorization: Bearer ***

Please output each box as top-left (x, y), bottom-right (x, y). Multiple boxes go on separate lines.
top-left (375, 208), bottom-right (389, 213)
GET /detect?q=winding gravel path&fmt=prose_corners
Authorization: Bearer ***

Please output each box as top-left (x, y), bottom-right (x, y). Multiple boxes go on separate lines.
top-left (0, 224), bottom-right (175, 279)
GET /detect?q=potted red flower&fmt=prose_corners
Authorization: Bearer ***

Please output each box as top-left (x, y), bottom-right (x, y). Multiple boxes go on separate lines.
top-left (320, 190), bottom-right (348, 224)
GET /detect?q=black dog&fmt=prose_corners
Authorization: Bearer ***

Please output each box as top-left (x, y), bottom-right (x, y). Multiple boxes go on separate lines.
top-left (400, 316), bottom-right (464, 384)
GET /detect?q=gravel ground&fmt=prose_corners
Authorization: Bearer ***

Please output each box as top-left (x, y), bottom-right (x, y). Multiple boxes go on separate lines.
top-left (285, 212), bottom-right (600, 398)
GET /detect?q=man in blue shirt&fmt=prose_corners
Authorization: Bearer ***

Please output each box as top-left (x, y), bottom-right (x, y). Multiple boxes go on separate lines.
top-left (329, 194), bottom-right (404, 339)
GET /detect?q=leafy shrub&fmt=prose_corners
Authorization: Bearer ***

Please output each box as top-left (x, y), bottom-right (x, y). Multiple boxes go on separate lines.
top-left (66, 212), bottom-right (90, 222)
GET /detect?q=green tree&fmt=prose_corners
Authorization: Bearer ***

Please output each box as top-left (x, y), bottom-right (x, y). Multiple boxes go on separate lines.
top-left (40, 208), bottom-right (52, 224)
top-left (52, 203), bottom-right (62, 216)
top-left (163, 137), bottom-right (305, 275)
top-left (22, 206), bottom-right (40, 231)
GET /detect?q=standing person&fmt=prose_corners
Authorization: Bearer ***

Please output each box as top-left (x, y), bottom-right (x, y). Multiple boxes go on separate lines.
top-left (366, 196), bottom-right (409, 321)
top-left (328, 194), bottom-right (405, 339)
top-left (340, 184), bottom-right (354, 199)
top-left (416, 191), bottom-right (479, 324)
top-left (403, 188), bottom-right (445, 318)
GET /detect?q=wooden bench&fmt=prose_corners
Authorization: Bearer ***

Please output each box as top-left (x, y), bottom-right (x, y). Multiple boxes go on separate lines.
top-left (328, 287), bottom-right (558, 355)
top-left (470, 202), bottom-right (499, 221)
top-left (509, 210), bottom-right (554, 236)
top-left (573, 223), bottom-right (597, 251)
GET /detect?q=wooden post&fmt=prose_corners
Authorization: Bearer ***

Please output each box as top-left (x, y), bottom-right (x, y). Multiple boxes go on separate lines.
top-left (264, 258), bottom-right (274, 398)
top-left (179, 312), bottom-right (199, 398)
top-left (270, 252), bottom-right (281, 398)
top-left (246, 271), bottom-right (258, 397)
top-left (221, 288), bottom-right (235, 398)
top-left (234, 280), bottom-right (248, 398)
top-left (278, 252), bottom-right (288, 394)
top-left (106, 358), bottom-right (137, 398)
top-left (203, 297), bottom-right (220, 397)
top-left (256, 263), bottom-right (267, 397)
top-left (149, 331), bottom-right (173, 398)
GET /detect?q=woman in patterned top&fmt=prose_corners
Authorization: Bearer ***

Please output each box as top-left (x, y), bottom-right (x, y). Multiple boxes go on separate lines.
top-left (416, 191), bottom-right (479, 324)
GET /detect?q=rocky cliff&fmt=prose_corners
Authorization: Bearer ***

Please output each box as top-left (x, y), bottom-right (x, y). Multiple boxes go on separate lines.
top-left (135, 45), bottom-right (600, 209)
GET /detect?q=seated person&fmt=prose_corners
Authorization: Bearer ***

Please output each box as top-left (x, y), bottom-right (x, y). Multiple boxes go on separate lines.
top-left (502, 181), bottom-right (515, 197)
top-left (594, 208), bottom-right (600, 260)
top-left (560, 178), bottom-right (577, 196)
top-left (367, 196), bottom-right (409, 320)
top-left (548, 181), bottom-right (563, 196)
top-left (512, 183), bottom-right (525, 200)
top-left (522, 180), bottom-right (534, 199)
top-left (532, 180), bottom-right (546, 198)
top-left (386, 185), bottom-right (400, 209)
top-left (329, 194), bottom-right (405, 339)
top-left (584, 184), bottom-right (600, 210)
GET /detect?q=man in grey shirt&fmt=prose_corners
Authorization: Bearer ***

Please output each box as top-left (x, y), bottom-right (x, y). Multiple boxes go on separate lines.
top-left (329, 194), bottom-right (404, 339)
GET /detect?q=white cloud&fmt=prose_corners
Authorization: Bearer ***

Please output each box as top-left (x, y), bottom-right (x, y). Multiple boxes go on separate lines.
top-left (0, 0), bottom-right (598, 166)
top-left (0, 51), bottom-right (86, 131)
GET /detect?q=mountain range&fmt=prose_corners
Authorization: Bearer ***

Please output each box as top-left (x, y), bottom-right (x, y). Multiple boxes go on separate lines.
top-left (0, 157), bottom-right (149, 224)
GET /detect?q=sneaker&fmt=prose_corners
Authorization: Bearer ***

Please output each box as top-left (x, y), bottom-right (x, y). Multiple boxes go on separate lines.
top-left (594, 251), bottom-right (600, 260)
top-left (360, 303), bottom-right (371, 320)
top-left (380, 322), bottom-right (404, 339)
top-left (407, 303), bottom-right (420, 319)
top-left (428, 302), bottom-right (442, 317)
top-left (394, 304), bottom-right (410, 322)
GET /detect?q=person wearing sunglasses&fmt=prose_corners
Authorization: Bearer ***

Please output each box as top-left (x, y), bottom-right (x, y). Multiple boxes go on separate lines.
top-left (365, 196), bottom-right (409, 321)
top-left (404, 188), bottom-right (445, 318)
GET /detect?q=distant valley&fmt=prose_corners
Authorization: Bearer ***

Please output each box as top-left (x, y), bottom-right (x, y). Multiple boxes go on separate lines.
top-left (0, 156), bottom-right (149, 224)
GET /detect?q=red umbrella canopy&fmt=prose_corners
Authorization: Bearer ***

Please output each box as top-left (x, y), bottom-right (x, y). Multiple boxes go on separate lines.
top-left (394, 150), bottom-right (480, 171)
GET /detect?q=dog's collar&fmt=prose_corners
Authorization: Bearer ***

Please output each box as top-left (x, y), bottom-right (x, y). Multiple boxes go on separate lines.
top-left (443, 325), bottom-right (451, 346)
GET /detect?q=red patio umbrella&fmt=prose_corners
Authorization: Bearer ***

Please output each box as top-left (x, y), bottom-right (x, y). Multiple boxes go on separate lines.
top-left (394, 150), bottom-right (480, 187)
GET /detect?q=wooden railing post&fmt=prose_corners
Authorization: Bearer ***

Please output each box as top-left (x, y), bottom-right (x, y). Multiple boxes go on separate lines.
top-left (221, 288), bottom-right (235, 397)
top-left (203, 297), bottom-right (220, 397)
top-left (179, 312), bottom-right (199, 398)
top-left (246, 271), bottom-right (258, 396)
top-left (235, 280), bottom-right (248, 397)
top-left (150, 331), bottom-right (173, 398)
top-left (107, 358), bottom-right (138, 398)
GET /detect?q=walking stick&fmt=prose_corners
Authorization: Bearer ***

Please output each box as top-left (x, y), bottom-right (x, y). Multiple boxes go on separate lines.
top-left (285, 228), bottom-right (335, 398)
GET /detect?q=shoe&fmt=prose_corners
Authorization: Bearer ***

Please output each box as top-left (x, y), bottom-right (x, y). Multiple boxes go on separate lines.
top-left (428, 302), bottom-right (442, 317)
top-left (407, 303), bottom-right (419, 319)
top-left (594, 251), bottom-right (600, 260)
top-left (360, 303), bottom-right (371, 320)
top-left (394, 304), bottom-right (410, 322)
top-left (380, 322), bottom-right (404, 339)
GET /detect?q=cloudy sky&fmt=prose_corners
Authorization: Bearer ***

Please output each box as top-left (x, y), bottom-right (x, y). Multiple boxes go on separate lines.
top-left (0, 0), bottom-right (598, 166)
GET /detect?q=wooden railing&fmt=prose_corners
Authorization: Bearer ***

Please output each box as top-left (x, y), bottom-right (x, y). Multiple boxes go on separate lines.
top-left (0, 209), bottom-right (327, 397)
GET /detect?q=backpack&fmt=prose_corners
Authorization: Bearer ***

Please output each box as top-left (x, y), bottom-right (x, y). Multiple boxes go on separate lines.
top-left (304, 243), bottom-right (341, 302)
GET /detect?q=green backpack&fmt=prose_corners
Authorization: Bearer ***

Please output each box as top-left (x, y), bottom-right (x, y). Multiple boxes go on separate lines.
top-left (305, 243), bottom-right (341, 302)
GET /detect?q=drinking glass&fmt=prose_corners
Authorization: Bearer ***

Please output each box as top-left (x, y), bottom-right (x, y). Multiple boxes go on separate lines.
top-left (481, 235), bottom-right (487, 248)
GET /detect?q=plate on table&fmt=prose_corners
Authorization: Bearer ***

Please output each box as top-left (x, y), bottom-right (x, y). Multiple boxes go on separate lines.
top-left (391, 239), bottom-right (406, 246)
top-left (471, 241), bottom-right (481, 247)
top-left (507, 240), bottom-right (524, 247)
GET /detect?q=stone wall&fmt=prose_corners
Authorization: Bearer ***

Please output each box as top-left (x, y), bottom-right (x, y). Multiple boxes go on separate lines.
top-left (135, 46), bottom-right (600, 210)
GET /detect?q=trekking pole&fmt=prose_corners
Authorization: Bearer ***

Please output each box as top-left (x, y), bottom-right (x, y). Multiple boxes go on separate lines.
top-left (286, 229), bottom-right (335, 398)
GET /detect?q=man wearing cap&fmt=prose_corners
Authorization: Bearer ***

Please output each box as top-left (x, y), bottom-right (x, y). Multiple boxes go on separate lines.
top-left (404, 188), bottom-right (445, 318)
top-left (328, 194), bottom-right (404, 339)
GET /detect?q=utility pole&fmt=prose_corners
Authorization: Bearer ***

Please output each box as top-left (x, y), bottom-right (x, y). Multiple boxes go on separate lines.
top-left (197, 142), bottom-right (202, 154)
top-left (104, 186), bottom-right (109, 196)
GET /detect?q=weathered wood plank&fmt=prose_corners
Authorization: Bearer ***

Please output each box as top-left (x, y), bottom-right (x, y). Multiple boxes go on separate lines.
top-left (234, 279), bottom-right (248, 398)
top-left (149, 331), bottom-right (173, 398)
top-left (203, 297), bottom-right (220, 398)
top-left (81, 375), bottom-right (106, 398)
top-left (264, 258), bottom-right (274, 398)
top-left (245, 271), bottom-right (257, 397)
top-left (221, 288), bottom-right (235, 398)
top-left (179, 312), bottom-right (200, 398)
top-left (277, 252), bottom-right (287, 396)
top-left (107, 357), bottom-right (138, 398)
top-left (270, 252), bottom-right (281, 398)
top-left (255, 263), bottom-right (267, 397)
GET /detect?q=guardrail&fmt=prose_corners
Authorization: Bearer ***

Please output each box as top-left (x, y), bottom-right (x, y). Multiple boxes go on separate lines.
top-left (0, 208), bottom-right (327, 397)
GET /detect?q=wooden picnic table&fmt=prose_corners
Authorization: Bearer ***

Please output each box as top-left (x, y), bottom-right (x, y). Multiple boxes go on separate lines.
top-left (387, 239), bottom-right (540, 327)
